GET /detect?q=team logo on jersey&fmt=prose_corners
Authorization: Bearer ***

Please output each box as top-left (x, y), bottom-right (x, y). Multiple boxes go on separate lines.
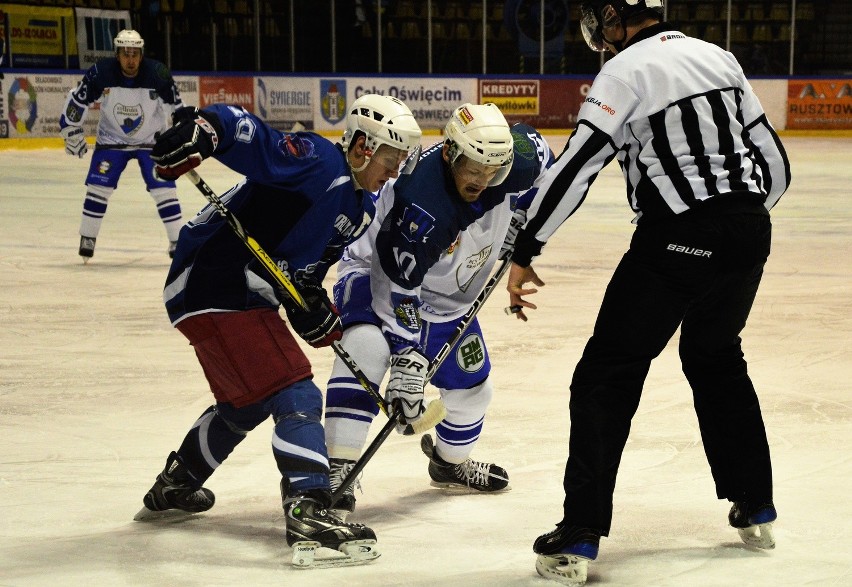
top-left (279, 134), bottom-right (315, 159)
top-left (397, 204), bottom-right (435, 243)
top-left (114, 103), bottom-right (143, 136)
top-left (320, 80), bottom-right (346, 124)
top-left (391, 293), bottom-right (421, 333)
top-left (455, 333), bottom-right (485, 373)
top-left (457, 245), bottom-right (492, 293)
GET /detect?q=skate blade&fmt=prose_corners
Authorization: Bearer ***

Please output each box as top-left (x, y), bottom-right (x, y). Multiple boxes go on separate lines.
top-left (738, 522), bottom-right (776, 549)
top-left (428, 480), bottom-right (511, 494)
top-left (133, 505), bottom-right (202, 522)
top-left (291, 540), bottom-right (380, 569)
top-left (536, 554), bottom-right (590, 586)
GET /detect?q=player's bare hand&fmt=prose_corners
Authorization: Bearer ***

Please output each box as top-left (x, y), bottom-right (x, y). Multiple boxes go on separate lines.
top-left (506, 262), bottom-right (544, 322)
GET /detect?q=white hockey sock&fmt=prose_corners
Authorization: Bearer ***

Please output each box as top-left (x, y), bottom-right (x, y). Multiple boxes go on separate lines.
top-left (434, 379), bottom-right (494, 464)
top-left (149, 187), bottom-right (183, 241)
top-left (324, 324), bottom-right (389, 461)
top-left (79, 184), bottom-right (114, 238)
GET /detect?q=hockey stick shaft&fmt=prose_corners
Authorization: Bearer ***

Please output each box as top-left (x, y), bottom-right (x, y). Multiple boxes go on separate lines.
top-left (185, 169), bottom-right (308, 310)
top-left (184, 170), bottom-right (390, 416)
top-left (330, 256), bottom-right (512, 505)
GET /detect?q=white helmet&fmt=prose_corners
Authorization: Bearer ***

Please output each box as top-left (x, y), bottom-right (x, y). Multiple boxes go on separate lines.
top-left (114, 29), bottom-right (144, 52)
top-left (342, 94), bottom-right (423, 174)
top-left (444, 103), bottom-right (514, 186)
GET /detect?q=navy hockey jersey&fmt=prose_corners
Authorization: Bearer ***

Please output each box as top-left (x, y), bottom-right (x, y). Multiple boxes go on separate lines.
top-left (164, 105), bottom-right (375, 325)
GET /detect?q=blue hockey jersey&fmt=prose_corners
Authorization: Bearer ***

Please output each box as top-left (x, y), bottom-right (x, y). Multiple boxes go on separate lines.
top-left (339, 123), bottom-right (553, 352)
top-left (163, 105), bottom-right (375, 325)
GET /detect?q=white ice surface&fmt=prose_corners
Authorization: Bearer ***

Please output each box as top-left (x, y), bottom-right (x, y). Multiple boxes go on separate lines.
top-left (1, 136), bottom-right (850, 586)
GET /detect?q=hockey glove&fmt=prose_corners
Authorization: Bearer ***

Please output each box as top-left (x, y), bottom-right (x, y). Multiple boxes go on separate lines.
top-left (386, 347), bottom-right (428, 425)
top-left (61, 126), bottom-right (88, 158)
top-left (282, 285), bottom-right (342, 348)
top-left (151, 107), bottom-right (223, 180)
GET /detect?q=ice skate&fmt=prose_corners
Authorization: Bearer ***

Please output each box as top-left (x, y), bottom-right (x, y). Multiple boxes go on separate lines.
top-left (134, 451), bottom-right (215, 521)
top-left (328, 458), bottom-right (358, 520)
top-left (533, 524), bottom-right (601, 586)
top-left (421, 434), bottom-right (509, 492)
top-left (79, 236), bottom-right (96, 263)
top-left (729, 501), bottom-right (777, 549)
top-left (283, 485), bottom-right (379, 569)
top-left (168, 240), bottom-right (178, 259)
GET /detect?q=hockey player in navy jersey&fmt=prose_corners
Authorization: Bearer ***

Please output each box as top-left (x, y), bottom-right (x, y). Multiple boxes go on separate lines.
top-left (504, 1), bottom-right (791, 584)
top-left (59, 30), bottom-right (184, 262)
top-left (322, 103), bottom-right (553, 518)
top-left (134, 94), bottom-right (422, 568)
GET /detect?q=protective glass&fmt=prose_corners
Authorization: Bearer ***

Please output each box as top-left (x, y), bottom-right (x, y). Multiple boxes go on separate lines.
top-left (451, 154), bottom-right (512, 187)
top-left (580, 4), bottom-right (620, 52)
top-left (372, 144), bottom-right (422, 176)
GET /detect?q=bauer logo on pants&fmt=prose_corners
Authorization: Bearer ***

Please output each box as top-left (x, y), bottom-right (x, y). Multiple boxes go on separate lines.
top-left (456, 333), bottom-right (485, 373)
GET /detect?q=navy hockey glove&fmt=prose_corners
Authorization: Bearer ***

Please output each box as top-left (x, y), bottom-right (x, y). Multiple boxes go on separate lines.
top-left (386, 347), bottom-right (428, 425)
top-left (282, 285), bottom-right (342, 348)
top-left (151, 107), bottom-right (223, 180)
top-left (61, 125), bottom-right (87, 158)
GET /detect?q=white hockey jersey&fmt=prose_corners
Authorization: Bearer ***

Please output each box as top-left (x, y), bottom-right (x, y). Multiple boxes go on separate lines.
top-left (59, 57), bottom-right (181, 148)
top-left (339, 124), bottom-right (552, 352)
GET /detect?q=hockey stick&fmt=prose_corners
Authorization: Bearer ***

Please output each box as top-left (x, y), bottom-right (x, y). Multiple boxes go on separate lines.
top-left (184, 170), bottom-right (445, 431)
top-left (330, 256), bottom-right (513, 506)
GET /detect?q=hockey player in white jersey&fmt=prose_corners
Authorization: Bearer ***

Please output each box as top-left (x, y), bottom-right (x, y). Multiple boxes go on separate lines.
top-left (504, 1), bottom-right (791, 584)
top-left (59, 29), bottom-right (184, 261)
top-left (323, 103), bottom-right (553, 518)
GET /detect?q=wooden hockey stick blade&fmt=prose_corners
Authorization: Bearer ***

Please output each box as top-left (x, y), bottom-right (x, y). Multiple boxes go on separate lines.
top-left (401, 399), bottom-right (447, 435)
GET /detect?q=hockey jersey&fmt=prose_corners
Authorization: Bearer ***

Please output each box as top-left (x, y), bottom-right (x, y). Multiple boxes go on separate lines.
top-left (339, 123), bottom-right (553, 352)
top-left (59, 58), bottom-right (181, 147)
top-left (163, 105), bottom-right (375, 325)
top-left (514, 23), bottom-right (791, 266)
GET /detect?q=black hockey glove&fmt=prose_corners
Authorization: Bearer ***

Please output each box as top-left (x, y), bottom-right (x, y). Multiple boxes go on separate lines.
top-left (282, 285), bottom-right (342, 348)
top-left (151, 107), bottom-right (223, 180)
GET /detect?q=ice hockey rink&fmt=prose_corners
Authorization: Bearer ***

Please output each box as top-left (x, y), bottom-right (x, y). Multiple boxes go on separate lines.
top-left (1, 133), bottom-right (850, 586)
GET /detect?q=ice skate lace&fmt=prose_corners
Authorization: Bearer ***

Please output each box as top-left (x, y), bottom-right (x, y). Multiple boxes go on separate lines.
top-left (455, 459), bottom-right (492, 487)
top-left (330, 460), bottom-right (362, 495)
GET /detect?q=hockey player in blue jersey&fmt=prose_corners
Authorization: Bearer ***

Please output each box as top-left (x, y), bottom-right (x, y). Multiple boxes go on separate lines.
top-left (322, 103), bottom-right (553, 518)
top-left (133, 94), bottom-right (422, 568)
top-left (59, 30), bottom-right (184, 262)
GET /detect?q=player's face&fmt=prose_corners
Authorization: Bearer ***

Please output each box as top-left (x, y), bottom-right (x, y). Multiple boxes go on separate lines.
top-left (360, 144), bottom-right (409, 192)
top-left (450, 155), bottom-right (501, 202)
top-left (118, 48), bottom-right (142, 77)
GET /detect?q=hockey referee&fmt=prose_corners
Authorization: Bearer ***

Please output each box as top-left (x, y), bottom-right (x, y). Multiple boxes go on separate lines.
top-left (505, 0), bottom-right (791, 583)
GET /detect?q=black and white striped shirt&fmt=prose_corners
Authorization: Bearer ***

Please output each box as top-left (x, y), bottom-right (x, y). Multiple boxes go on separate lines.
top-left (514, 23), bottom-right (791, 266)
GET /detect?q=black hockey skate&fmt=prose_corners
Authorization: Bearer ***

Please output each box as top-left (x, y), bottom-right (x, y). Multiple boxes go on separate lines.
top-left (168, 240), bottom-right (178, 259)
top-left (421, 434), bottom-right (509, 492)
top-left (534, 524), bottom-right (601, 586)
top-left (328, 458), bottom-right (358, 520)
top-left (729, 501), bottom-right (777, 549)
top-left (79, 236), bottom-right (96, 262)
top-left (134, 451), bottom-right (215, 521)
top-left (283, 484), bottom-right (379, 569)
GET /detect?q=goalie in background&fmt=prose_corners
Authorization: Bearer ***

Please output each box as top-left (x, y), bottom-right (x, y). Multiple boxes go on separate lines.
top-left (322, 103), bottom-right (553, 518)
top-left (134, 95), bottom-right (422, 568)
top-left (506, 0), bottom-right (791, 584)
top-left (59, 29), bottom-right (184, 262)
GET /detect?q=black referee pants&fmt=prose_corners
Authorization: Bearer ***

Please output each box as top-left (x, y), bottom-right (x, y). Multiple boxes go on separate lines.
top-left (561, 207), bottom-right (773, 535)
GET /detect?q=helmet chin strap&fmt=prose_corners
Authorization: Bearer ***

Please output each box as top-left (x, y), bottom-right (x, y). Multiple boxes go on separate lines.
top-left (348, 147), bottom-right (373, 187)
top-left (602, 22), bottom-right (627, 53)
